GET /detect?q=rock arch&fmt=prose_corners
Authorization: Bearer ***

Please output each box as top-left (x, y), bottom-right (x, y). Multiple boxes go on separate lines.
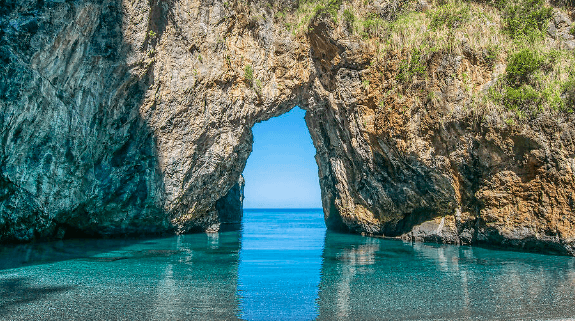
top-left (2, 0), bottom-right (575, 255)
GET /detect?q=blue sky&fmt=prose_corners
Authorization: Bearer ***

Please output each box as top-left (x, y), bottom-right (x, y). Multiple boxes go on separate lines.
top-left (242, 107), bottom-right (322, 208)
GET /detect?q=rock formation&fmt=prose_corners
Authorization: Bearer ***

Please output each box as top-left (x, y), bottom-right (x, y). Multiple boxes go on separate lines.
top-left (1, 0), bottom-right (575, 255)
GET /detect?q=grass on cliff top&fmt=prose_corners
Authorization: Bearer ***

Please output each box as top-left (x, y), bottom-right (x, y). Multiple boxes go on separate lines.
top-left (488, 48), bottom-right (575, 116)
top-left (261, 0), bottom-right (574, 119)
top-left (333, 0), bottom-right (574, 119)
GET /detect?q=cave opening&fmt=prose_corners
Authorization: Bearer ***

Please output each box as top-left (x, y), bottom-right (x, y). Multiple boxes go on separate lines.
top-left (242, 106), bottom-right (322, 211)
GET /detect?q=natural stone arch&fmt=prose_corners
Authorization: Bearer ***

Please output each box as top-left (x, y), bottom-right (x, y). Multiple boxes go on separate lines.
top-left (2, 0), bottom-right (575, 256)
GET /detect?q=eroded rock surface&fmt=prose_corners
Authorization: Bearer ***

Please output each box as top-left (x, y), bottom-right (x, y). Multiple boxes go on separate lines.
top-left (2, 0), bottom-right (575, 255)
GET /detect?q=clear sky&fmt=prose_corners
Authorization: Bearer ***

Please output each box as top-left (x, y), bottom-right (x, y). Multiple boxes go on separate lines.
top-left (242, 107), bottom-right (322, 209)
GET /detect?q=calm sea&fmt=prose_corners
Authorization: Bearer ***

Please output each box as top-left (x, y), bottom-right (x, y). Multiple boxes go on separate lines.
top-left (1, 208), bottom-right (575, 320)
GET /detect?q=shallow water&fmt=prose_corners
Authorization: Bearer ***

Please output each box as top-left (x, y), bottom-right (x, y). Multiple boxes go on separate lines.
top-left (1, 209), bottom-right (575, 320)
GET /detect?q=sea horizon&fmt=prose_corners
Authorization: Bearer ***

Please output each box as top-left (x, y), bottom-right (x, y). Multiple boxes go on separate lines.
top-left (244, 207), bottom-right (323, 210)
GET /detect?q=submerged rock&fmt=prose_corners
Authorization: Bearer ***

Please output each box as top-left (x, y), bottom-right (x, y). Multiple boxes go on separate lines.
top-left (2, 0), bottom-right (575, 255)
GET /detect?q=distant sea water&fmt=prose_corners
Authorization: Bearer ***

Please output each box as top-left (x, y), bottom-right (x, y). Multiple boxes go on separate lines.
top-left (1, 208), bottom-right (575, 320)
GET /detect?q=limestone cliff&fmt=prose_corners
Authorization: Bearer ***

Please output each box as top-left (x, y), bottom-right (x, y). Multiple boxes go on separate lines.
top-left (1, 0), bottom-right (575, 255)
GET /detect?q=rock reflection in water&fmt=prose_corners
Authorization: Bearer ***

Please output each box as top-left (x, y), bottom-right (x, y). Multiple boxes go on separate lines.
top-left (0, 232), bottom-right (242, 320)
top-left (317, 232), bottom-right (575, 320)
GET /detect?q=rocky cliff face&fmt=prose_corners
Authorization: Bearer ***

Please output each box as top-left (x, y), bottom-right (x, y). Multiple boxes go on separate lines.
top-left (2, 0), bottom-right (575, 255)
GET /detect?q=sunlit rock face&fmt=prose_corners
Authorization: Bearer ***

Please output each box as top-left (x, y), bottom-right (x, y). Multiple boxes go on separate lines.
top-left (2, 0), bottom-right (575, 255)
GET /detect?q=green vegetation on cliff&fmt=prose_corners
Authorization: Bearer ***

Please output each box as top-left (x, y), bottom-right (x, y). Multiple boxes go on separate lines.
top-left (261, 0), bottom-right (574, 121)
top-left (501, 0), bottom-right (553, 39)
top-left (273, 0), bottom-right (574, 121)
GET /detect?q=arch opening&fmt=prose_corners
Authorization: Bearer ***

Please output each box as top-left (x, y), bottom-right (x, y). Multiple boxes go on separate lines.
top-left (238, 107), bottom-right (326, 318)
top-left (242, 106), bottom-right (322, 210)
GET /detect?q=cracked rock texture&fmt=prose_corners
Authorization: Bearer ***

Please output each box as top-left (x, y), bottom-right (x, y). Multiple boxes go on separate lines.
top-left (2, 0), bottom-right (575, 255)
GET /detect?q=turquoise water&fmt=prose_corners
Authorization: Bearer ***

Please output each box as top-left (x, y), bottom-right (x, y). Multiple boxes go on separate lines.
top-left (1, 209), bottom-right (575, 320)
